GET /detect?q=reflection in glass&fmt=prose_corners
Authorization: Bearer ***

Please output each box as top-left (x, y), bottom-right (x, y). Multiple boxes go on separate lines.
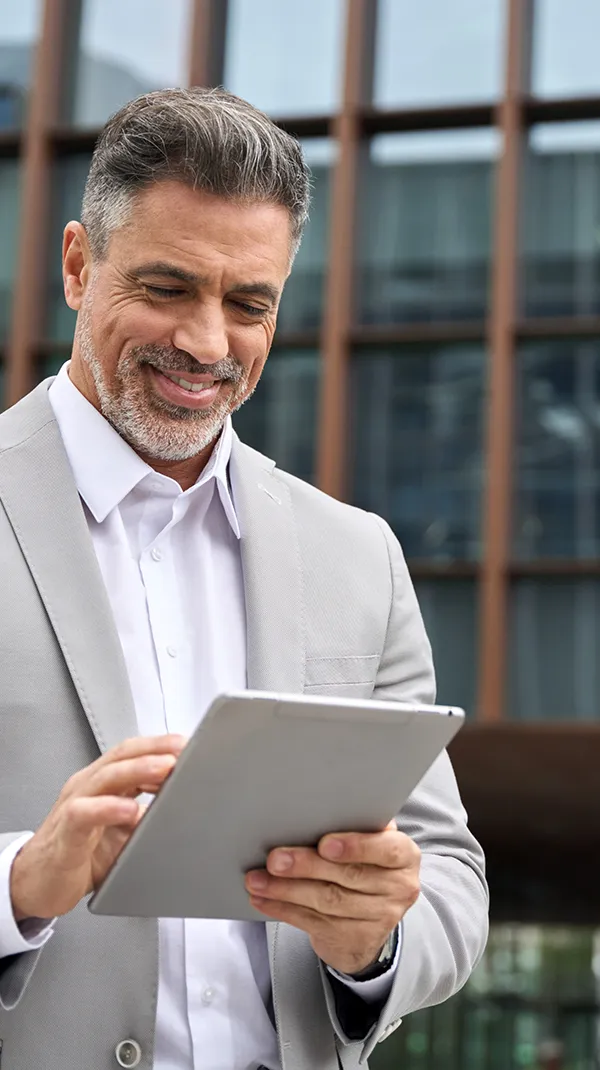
top-left (46, 155), bottom-right (91, 343)
top-left (68, 0), bottom-right (190, 127)
top-left (522, 123), bottom-right (600, 317)
top-left (357, 130), bottom-right (498, 325)
top-left (372, 925), bottom-right (600, 1068)
top-left (0, 160), bottom-right (21, 341)
top-left (414, 580), bottom-right (477, 716)
top-left (277, 140), bottom-right (335, 332)
top-left (374, 0), bottom-right (505, 108)
top-left (533, 0), bottom-right (600, 98)
top-left (233, 348), bottom-right (318, 483)
top-left (0, 0), bottom-right (41, 128)
top-left (350, 346), bottom-right (484, 560)
top-left (509, 579), bottom-right (600, 721)
top-left (223, 0), bottom-right (344, 116)
top-left (515, 340), bottom-right (600, 558)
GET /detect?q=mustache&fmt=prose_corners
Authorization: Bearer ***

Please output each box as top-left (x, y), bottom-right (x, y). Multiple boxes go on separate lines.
top-left (129, 344), bottom-right (245, 383)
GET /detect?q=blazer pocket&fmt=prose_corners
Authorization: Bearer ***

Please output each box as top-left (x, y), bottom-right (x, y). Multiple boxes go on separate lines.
top-left (304, 655), bottom-right (379, 697)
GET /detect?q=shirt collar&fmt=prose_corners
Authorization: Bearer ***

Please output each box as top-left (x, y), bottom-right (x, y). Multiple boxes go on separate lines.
top-left (47, 362), bottom-right (240, 539)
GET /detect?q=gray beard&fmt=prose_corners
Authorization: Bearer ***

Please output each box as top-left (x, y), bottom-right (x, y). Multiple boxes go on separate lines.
top-left (77, 312), bottom-right (251, 462)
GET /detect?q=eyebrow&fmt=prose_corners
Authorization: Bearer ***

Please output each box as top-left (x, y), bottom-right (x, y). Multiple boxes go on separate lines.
top-left (130, 262), bottom-right (280, 306)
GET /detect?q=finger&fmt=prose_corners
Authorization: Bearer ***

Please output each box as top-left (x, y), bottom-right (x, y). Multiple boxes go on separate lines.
top-left (318, 828), bottom-right (420, 870)
top-left (265, 847), bottom-right (401, 895)
top-left (245, 873), bottom-right (391, 921)
top-left (60, 796), bottom-right (140, 842)
top-left (248, 897), bottom-right (382, 950)
top-left (82, 754), bottom-right (179, 799)
top-left (64, 735), bottom-right (187, 794)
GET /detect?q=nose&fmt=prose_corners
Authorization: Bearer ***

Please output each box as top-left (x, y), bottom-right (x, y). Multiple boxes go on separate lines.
top-left (171, 300), bottom-right (229, 365)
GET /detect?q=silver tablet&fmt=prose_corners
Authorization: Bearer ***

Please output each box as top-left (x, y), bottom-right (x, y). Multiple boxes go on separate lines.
top-left (89, 690), bottom-right (464, 921)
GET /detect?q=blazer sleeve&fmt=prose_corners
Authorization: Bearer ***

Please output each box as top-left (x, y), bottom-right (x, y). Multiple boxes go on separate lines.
top-left (322, 515), bottom-right (489, 1060)
top-left (0, 833), bottom-right (49, 1011)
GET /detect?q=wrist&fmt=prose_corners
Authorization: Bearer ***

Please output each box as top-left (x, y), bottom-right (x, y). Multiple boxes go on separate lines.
top-left (347, 927), bottom-right (398, 981)
top-left (10, 845), bottom-right (37, 923)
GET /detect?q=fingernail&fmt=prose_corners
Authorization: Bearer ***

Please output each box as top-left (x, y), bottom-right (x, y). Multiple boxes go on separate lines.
top-left (247, 871), bottom-right (268, 891)
top-left (322, 838), bottom-right (343, 860)
top-left (271, 851), bottom-right (293, 873)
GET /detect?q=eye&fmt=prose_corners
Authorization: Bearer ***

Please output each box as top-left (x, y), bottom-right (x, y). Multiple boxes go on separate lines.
top-left (145, 285), bottom-right (186, 299)
top-left (232, 301), bottom-right (270, 318)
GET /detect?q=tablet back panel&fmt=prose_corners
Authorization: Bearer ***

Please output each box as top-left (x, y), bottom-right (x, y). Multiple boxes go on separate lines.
top-left (89, 691), bottom-right (464, 920)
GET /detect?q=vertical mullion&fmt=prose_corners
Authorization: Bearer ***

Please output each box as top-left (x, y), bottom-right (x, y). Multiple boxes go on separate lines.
top-left (477, 0), bottom-right (533, 722)
top-left (188, 0), bottom-right (228, 87)
top-left (316, 0), bottom-right (376, 499)
top-left (6, 0), bottom-right (70, 406)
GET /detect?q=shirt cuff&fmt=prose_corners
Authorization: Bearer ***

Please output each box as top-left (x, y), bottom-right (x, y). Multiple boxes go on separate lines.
top-left (326, 924), bottom-right (402, 1004)
top-left (0, 834), bottom-right (56, 957)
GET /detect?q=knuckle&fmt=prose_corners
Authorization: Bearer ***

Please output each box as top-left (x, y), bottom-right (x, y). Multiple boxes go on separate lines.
top-left (405, 876), bottom-right (421, 906)
top-left (343, 863), bottom-right (365, 887)
top-left (63, 797), bottom-right (84, 826)
top-left (323, 881), bottom-right (345, 911)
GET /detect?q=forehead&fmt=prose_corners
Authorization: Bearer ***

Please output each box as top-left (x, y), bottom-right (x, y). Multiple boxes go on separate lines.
top-left (108, 180), bottom-right (292, 277)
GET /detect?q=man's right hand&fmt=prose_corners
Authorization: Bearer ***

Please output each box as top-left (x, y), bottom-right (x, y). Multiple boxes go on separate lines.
top-left (10, 734), bottom-right (187, 922)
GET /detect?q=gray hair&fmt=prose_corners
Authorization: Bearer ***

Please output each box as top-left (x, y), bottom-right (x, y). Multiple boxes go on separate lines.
top-left (81, 86), bottom-right (312, 261)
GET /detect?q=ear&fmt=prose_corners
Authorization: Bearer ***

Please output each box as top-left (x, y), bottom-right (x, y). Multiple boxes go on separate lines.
top-left (63, 222), bottom-right (93, 311)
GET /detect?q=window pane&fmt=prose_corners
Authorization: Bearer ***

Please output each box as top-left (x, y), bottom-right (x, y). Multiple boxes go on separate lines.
top-left (0, 159), bottom-right (21, 342)
top-left (350, 345), bottom-right (485, 560)
top-left (67, 0), bottom-right (190, 127)
top-left (533, 0), bottom-right (600, 98)
top-left (0, 0), bottom-right (41, 128)
top-left (374, 0), bottom-right (506, 108)
top-left (357, 130), bottom-right (498, 325)
top-left (223, 0), bottom-right (344, 117)
top-left (509, 579), bottom-right (600, 720)
top-left (414, 580), bottom-right (477, 715)
top-left (45, 155), bottom-right (91, 344)
top-left (514, 339), bottom-right (600, 559)
top-left (521, 122), bottom-right (600, 317)
top-left (277, 140), bottom-right (334, 332)
top-left (233, 348), bottom-right (318, 483)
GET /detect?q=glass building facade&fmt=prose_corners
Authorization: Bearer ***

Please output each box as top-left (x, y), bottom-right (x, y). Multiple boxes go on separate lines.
top-left (2, 1), bottom-right (600, 1066)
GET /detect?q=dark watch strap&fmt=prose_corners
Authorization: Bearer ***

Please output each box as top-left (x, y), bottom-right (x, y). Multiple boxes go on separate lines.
top-left (347, 927), bottom-right (399, 982)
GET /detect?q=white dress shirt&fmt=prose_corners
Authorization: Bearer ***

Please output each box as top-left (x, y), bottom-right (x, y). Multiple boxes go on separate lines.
top-left (0, 364), bottom-right (396, 1068)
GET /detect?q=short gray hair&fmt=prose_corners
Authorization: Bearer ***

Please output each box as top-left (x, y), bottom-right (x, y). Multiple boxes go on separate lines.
top-left (81, 87), bottom-right (312, 260)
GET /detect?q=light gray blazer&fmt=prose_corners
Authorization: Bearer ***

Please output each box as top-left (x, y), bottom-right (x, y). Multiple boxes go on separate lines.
top-left (0, 381), bottom-right (488, 1070)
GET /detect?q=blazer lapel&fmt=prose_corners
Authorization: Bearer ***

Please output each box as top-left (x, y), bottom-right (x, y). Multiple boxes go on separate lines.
top-left (0, 381), bottom-right (137, 754)
top-left (229, 435), bottom-right (305, 695)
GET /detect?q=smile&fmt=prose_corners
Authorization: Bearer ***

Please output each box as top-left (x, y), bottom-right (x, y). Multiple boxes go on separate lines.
top-left (160, 371), bottom-right (217, 393)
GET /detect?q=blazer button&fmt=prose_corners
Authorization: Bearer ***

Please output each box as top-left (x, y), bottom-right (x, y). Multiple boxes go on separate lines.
top-left (115, 1039), bottom-right (142, 1067)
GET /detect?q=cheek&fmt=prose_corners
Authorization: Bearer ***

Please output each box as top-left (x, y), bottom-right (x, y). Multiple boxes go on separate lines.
top-left (231, 325), bottom-right (272, 386)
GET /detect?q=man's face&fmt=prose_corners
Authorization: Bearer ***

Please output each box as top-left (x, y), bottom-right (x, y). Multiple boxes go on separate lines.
top-left (65, 180), bottom-right (292, 462)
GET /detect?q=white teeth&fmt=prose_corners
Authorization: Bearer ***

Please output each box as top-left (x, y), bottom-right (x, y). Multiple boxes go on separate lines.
top-left (162, 371), bottom-right (216, 393)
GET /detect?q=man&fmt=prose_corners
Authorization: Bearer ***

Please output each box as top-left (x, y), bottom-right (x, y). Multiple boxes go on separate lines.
top-left (0, 88), bottom-right (487, 1069)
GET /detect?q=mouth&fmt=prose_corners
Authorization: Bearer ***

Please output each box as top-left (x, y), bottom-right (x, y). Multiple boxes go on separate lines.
top-left (147, 365), bottom-right (225, 410)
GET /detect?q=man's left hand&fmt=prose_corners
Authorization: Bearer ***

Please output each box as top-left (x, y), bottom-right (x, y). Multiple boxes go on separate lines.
top-left (244, 822), bottom-right (420, 975)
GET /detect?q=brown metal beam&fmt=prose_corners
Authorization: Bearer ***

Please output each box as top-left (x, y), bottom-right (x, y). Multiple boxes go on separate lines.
top-left (6, 0), bottom-right (70, 407)
top-left (510, 559), bottom-right (600, 575)
top-left (361, 103), bottom-right (495, 135)
top-left (316, 0), bottom-right (377, 499)
top-left (350, 321), bottom-right (487, 346)
top-left (524, 94), bottom-right (600, 124)
top-left (477, 0), bottom-right (533, 723)
top-left (188, 0), bottom-right (228, 87)
top-left (517, 316), bottom-right (600, 338)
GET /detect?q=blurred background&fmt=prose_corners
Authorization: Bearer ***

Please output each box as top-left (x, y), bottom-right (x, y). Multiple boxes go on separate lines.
top-left (2, 0), bottom-right (600, 1066)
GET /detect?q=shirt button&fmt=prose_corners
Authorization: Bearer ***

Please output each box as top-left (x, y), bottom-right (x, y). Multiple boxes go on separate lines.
top-left (150, 547), bottom-right (162, 562)
top-left (115, 1039), bottom-right (142, 1067)
top-left (201, 986), bottom-right (215, 1005)
top-left (166, 645), bottom-right (178, 658)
